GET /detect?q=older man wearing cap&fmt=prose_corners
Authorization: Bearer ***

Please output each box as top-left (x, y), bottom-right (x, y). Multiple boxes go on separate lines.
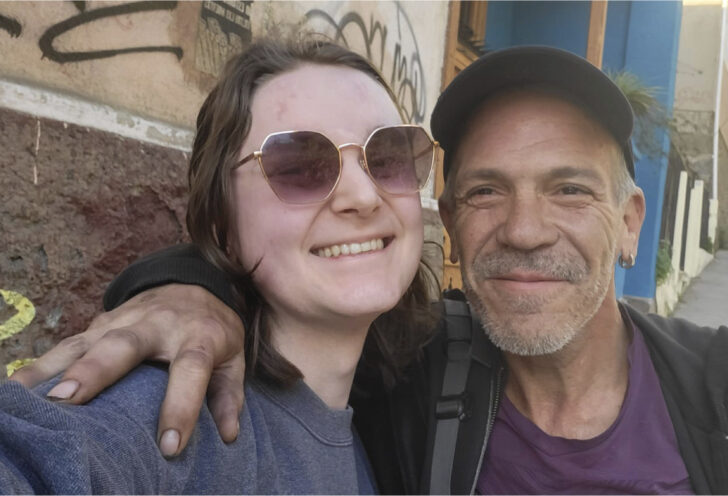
top-left (12, 47), bottom-right (728, 494)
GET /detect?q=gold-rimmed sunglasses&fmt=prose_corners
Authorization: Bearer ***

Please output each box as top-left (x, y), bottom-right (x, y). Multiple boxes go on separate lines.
top-left (235, 124), bottom-right (438, 204)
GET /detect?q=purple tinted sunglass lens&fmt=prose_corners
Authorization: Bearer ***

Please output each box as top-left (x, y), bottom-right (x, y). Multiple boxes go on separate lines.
top-left (260, 131), bottom-right (340, 204)
top-left (365, 127), bottom-right (433, 194)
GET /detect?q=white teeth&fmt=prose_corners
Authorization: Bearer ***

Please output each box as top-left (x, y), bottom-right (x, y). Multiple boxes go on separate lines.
top-left (314, 238), bottom-right (387, 258)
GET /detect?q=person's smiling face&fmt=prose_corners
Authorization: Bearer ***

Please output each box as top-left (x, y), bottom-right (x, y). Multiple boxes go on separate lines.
top-left (230, 63), bottom-right (424, 328)
top-left (441, 89), bottom-right (644, 356)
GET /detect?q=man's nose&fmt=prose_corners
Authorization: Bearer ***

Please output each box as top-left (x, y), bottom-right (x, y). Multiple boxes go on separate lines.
top-left (328, 147), bottom-right (382, 216)
top-left (496, 194), bottom-right (558, 250)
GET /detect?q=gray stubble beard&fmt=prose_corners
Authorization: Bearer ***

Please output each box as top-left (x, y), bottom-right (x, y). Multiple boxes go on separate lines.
top-left (461, 249), bottom-right (611, 356)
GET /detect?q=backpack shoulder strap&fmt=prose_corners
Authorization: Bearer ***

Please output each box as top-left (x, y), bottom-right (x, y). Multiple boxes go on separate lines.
top-left (429, 297), bottom-right (474, 494)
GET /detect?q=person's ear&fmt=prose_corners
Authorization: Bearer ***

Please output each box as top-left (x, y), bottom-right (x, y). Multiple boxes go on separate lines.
top-left (439, 196), bottom-right (459, 264)
top-left (618, 187), bottom-right (646, 264)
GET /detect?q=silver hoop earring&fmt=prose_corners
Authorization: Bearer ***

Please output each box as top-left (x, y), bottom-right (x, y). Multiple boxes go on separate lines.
top-left (618, 253), bottom-right (635, 269)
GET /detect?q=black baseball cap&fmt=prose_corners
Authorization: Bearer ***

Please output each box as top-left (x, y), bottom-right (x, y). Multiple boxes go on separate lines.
top-left (431, 45), bottom-right (635, 181)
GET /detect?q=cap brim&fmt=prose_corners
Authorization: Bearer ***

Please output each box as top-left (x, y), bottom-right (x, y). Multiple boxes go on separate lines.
top-left (431, 45), bottom-right (635, 179)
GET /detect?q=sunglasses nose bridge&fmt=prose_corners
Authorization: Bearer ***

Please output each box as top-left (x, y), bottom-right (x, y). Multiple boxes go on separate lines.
top-left (338, 142), bottom-right (367, 170)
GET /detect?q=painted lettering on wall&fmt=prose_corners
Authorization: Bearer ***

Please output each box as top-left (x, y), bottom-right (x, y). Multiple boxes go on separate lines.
top-left (6, 358), bottom-right (35, 378)
top-left (0, 13), bottom-right (22, 38)
top-left (38, 1), bottom-right (183, 64)
top-left (304, 2), bottom-right (427, 124)
top-left (1, 1), bottom-right (427, 121)
top-left (0, 290), bottom-right (36, 342)
top-left (1, 290), bottom-right (37, 377)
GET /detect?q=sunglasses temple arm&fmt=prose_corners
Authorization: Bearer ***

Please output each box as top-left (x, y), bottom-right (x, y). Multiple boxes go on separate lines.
top-left (235, 152), bottom-right (258, 169)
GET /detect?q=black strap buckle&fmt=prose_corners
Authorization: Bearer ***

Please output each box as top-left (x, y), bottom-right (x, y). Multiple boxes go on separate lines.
top-left (435, 392), bottom-right (471, 421)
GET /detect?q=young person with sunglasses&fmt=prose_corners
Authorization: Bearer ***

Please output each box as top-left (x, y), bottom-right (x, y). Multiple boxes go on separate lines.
top-left (0, 38), bottom-right (438, 493)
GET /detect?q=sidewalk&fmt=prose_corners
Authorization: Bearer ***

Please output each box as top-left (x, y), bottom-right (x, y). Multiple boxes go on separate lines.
top-left (671, 250), bottom-right (728, 328)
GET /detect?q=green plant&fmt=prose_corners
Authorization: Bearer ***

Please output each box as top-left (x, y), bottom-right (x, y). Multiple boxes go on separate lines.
top-left (608, 70), bottom-right (674, 160)
top-left (700, 235), bottom-right (715, 254)
top-left (655, 239), bottom-right (673, 286)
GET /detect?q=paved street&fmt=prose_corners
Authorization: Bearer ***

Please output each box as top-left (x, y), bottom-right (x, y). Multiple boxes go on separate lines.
top-left (671, 250), bottom-right (728, 328)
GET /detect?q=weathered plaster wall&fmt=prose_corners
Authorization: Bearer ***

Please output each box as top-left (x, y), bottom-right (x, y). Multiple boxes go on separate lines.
top-left (717, 135), bottom-right (728, 246)
top-left (675, 5), bottom-right (720, 113)
top-left (0, 1), bottom-right (448, 367)
top-left (673, 4), bottom-right (722, 183)
top-left (720, 47), bottom-right (728, 246)
top-left (0, 107), bottom-right (188, 366)
top-left (672, 2), bottom-right (728, 250)
top-left (0, 1), bottom-right (446, 131)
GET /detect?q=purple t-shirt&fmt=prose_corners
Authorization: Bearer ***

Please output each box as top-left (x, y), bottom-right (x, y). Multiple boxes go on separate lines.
top-left (477, 318), bottom-right (693, 495)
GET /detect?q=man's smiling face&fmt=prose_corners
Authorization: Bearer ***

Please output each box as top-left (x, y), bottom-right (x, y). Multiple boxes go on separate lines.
top-left (440, 89), bottom-right (644, 356)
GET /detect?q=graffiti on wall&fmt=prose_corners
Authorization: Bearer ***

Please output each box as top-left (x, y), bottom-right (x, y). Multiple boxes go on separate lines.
top-left (39, 1), bottom-right (183, 64)
top-left (0, 13), bottom-right (21, 38)
top-left (0, 1), bottom-right (183, 63)
top-left (304, 2), bottom-right (427, 124)
top-left (0, 1), bottom-right (427, 121)
top-left (1, 291), bottom-right (37, 377)
top-left (0, 290), bottom-right (36, 343)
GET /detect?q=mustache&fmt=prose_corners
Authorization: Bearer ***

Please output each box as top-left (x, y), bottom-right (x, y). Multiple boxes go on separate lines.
top-left (470, 249), bottom-right (588, 282)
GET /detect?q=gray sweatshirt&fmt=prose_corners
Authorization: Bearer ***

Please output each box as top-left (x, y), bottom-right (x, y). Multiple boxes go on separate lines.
top-left (0, 364), bottom-right (377, 494)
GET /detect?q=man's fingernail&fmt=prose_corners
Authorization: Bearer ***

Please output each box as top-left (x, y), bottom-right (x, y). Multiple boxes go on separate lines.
top-left (46, 380), bottom-right (80, 401)
top-left (160, 429), bottom-right (180, 457)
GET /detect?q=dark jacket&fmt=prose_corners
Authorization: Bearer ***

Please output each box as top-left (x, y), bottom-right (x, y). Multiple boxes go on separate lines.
top-left (106, 245), bottom-right (728, 494)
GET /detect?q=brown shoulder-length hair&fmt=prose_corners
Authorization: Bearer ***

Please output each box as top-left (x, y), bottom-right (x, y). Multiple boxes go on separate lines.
top-left (186, 37), bottom-right (437, 390)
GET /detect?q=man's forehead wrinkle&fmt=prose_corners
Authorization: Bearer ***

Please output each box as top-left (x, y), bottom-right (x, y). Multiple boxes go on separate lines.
top-left (545, 166), bottom-right (606, 184)
top-left (456, 167), bottom-right (507, 185)
top-left (454, 163), bottom-right (607, 191)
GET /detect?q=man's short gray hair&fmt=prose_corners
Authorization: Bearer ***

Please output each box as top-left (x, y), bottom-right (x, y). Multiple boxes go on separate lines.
top-left (613, 150), bottom-right (637, 205)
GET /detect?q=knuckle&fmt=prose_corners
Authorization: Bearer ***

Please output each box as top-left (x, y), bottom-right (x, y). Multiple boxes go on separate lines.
top-left (103, 328), bottom-right (144, 351)
top-left (174, 347), bottom-right (215, 372)
top-left (88, 312), bottom-right (112, 330)
top-left (57, 334), bottom-right (90, 356)
top-left (192, 317), bottom-right (228, 344)
top-left (194, 316), bottom-right (225, 335)
top-left (67, 355), bottom-right (107, 378)
top-left (151, 304), bottom-right (179, 324)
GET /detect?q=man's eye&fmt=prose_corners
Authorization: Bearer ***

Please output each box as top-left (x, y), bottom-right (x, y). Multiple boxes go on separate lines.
top-left (460, 186), bottom-right (499, 208)
top-left (560, 185), bottom-right (588, 195)
top-left (469, 186), bottom-right (495, 197)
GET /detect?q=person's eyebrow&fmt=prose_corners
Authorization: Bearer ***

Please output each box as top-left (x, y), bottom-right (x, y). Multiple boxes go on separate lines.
top-left (456, 168), bottom-right (508, 184)
top-left (455, 165), bottom-right (607, 187)
top-left (544, 166), bottom-right (606, 186)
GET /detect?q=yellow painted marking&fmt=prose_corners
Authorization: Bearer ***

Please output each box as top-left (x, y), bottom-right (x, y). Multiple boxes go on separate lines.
top-left (0, 289), bottom-right (36, 341)
top-left (6, 358), bottom-right (36, 378)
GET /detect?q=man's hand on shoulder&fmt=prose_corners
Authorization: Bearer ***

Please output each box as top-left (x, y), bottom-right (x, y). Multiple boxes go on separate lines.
top-left (9, 283), bottom-right (246, 457)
